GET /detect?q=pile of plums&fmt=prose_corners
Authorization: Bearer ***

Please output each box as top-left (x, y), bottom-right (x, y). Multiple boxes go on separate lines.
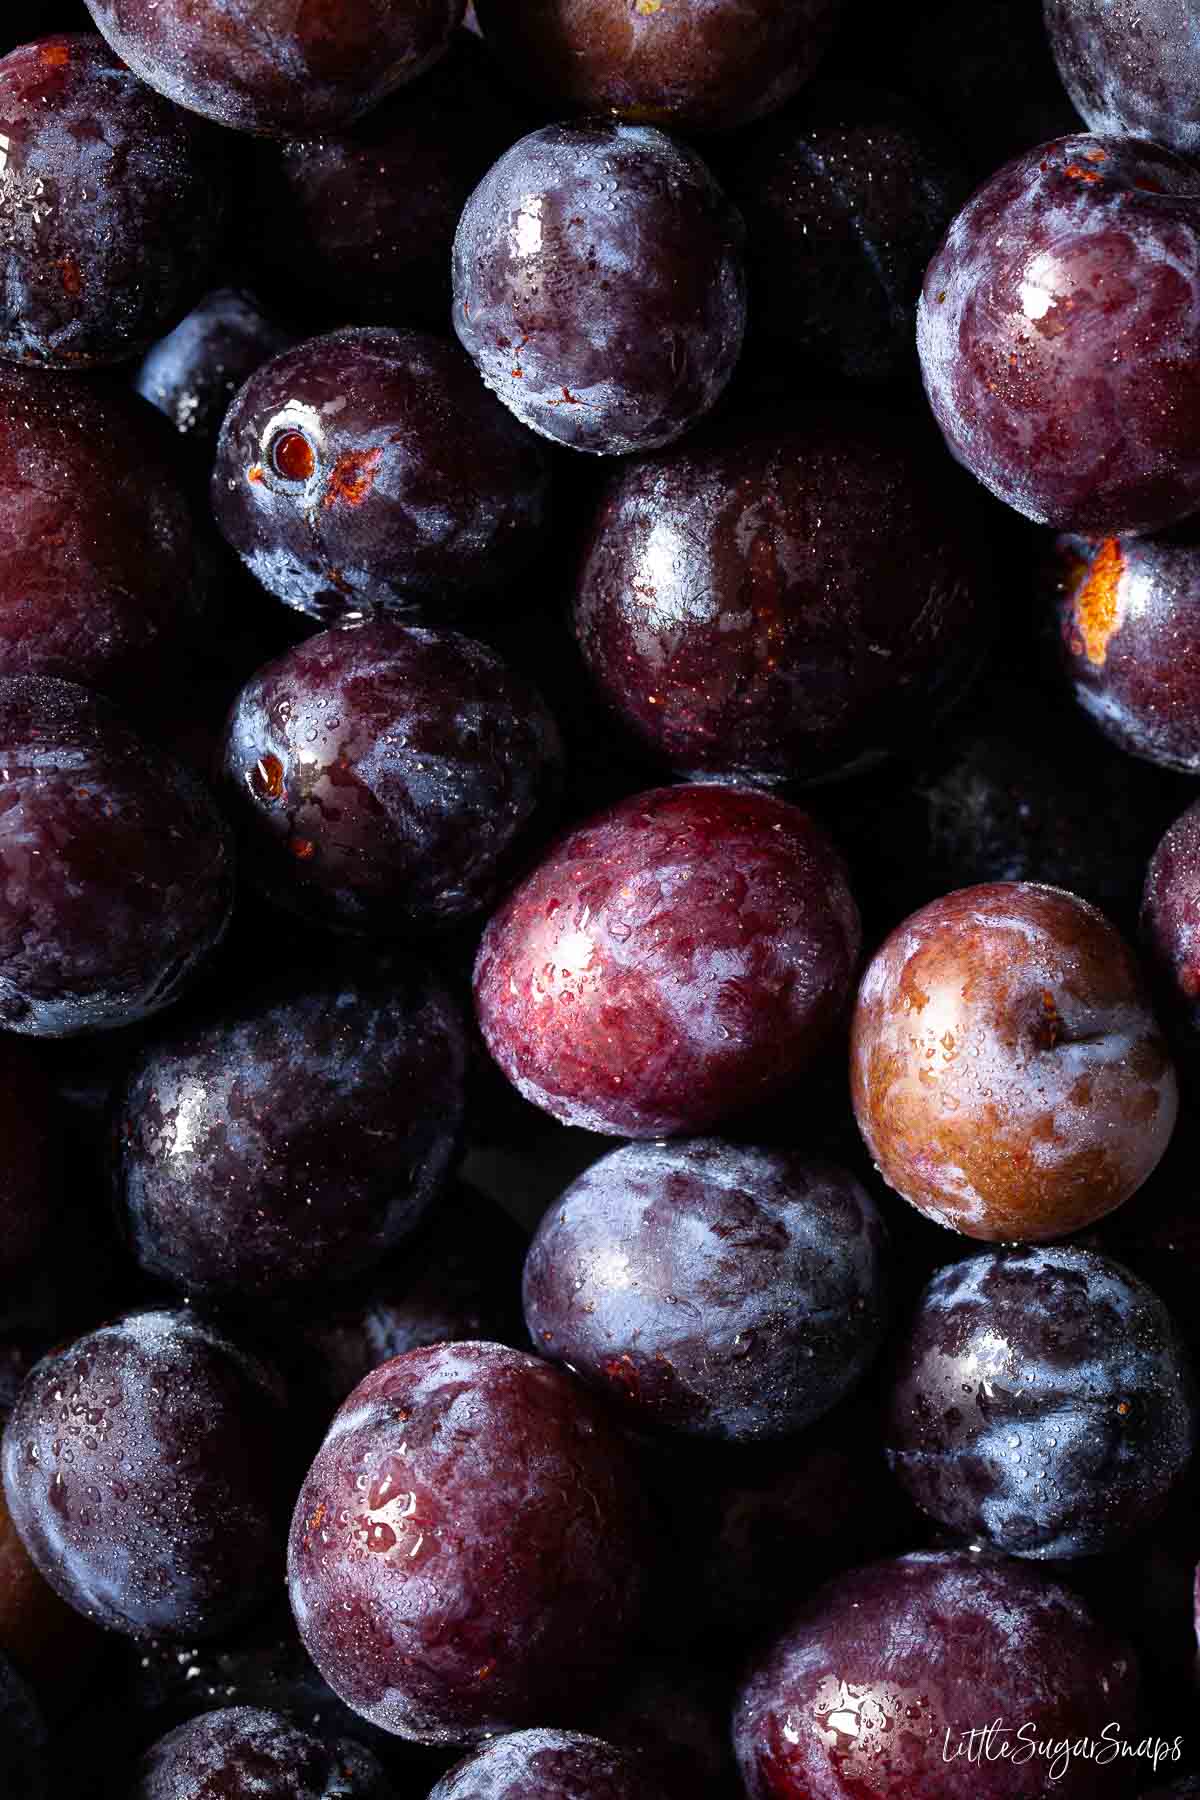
top-left (1, 2), bottom-right (1200, 1797)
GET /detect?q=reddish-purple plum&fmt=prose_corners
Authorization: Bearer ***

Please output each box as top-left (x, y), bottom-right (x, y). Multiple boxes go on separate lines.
top-left (474, 784), bottom-right (862, 1137)
top-left (429, 1730), bottom-right (668, 1800)
top-left (134, 288), bottom-right (295, 455)
top-left (129, 1706), bottom-right (394, 1800)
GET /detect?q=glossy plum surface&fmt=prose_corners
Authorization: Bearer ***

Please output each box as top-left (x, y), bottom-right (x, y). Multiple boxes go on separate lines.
top-left (0, 367), bottom-right (212, 699)
top-left (116, 961), bottom-right (466, 1305)
top-left (430, 1729), bottom-right (666, 1800)
top-left (0, 678), bottom-right (234, 1037)
top-left (919, 134), bottom-right (1200, 534)
top-left (213, 327), bottom-right (551, 624)
top-left (574, 416), bottom-right (989, 785)
top-left (1046, 0), bottom-right (1200, 156)
top-left (1056, 528), bottom-right (1200, 773)
top-left (246, 34), bottom-right (527, 332)
top-left (453, 123), bottom-right (746, 455)
top-left (474, 784), bottom-right (862, 1137)
top-left (82, 0), bottom-right (466, 135)
top-left (719, 83), bottom-right (967, 383)
top-left (0, 1650), bottom-right (48, 1800)
top-left (472, 0), bottom-right (845, 132)
top-left (0, 35), bottom-right (225, 368)
top-left (288, 1341), bottom-right (649, 1744)
top-left (733, 1551), bottom-right (1140, 1799)
top-left (1, 1310), bottom-right (292, 1639)
top-left (524, 1140), bottom-right (888, 1441)
top-left (851, 881), bottom-right (1178, 1240)
top-left (1143, 800), bottom-right (1200, 1045)
top-left (887, 1247), bottom-right (1197, 1558)
top-left (135, 288), bottom-right (295, 455)
top-left (130, 1706), bottom-right (394, 1800)
top-left (219, 622), bottom-right (563, 935)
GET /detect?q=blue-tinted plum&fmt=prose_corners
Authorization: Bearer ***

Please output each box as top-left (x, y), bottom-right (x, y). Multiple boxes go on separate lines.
top-left (82, 0), bottom-right (465, 135)
top-left (218, 622), bottom-right (563, 936)
top-left (134, 289), bottom-right (294, 455)
top-left (1, 1310), bottom-right (292, 1639)
top-left (0, 1650), bottom-right (47, 1800)
top-left (116, 962), bottom-right (466, 1306)
top-left (129, 1706), bottom-right (393, 1799)
top-left (734, 1551), bottom-right (1140, 1799)
top-left (0, 678), bottom-right (234, 1037)
top-left (919, 134), bottom-right (1200, 535)
top-left (1143, 801), bottom-right (1200, 1046)
top-left (212, 328), bottom-right (551, 624)
top-left (524, 1140), bottom-right (887, 1442)
top-left (887, 1247), bottom-right (1197, 1558)
top-left (474, 784), bottom-right (861, 1137)
top-left (0, 35), bottom-right (225, 368)
top-left (1046, 0), bottom-right (1200, 157)
top-left (288, 1342), bottom-right (649, 1745)
top-left (429, 1730), bottom-right (667, 1800)
top-left (573, 416), bottom-right (989, 785)
top-left (453, 123), bottom-right (746, 455)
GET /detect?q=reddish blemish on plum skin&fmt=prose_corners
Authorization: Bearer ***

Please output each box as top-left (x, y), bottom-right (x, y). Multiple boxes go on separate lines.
top-left (473, 783), bottom-right (862, 1138)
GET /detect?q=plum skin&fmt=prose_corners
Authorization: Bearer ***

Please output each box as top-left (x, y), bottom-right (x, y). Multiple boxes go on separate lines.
top-left (524, 1140), bottom-right (888, 1442)
top-left (288, 1341), bottom-right (649, 1745)
top-left (919, 133), bottom-right (1200, 535)
top-left (1045, 0), bottom-right (1200, 157)
top-left (733, 1550), bottom-right (1140, 1800)
top-left (134, 288), bottom-right (295, 453)
top-left (850, 881), bottom-right (1178, 1241)
top-left (473, 783), bottom-right (862, 1138)
top-left (1141, 799), bottom-right (1200, 1045)
top-left (129, 1705), bottom-right (393, 1800)
top-left (886, 1246), bottom-right (1198, 1559)
top-left (429, 1729), bottom-right (668, 1800)
top-left (453, 122), bottom-right (746, 456)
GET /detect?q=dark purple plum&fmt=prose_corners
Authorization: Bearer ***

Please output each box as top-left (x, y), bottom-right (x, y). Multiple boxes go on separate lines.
top-left (0, 1651), bottom-right (48, 1800)
top-left (0, 678), bottom-right (234, 1037)
top-left (573, 415), bottom-right (989, 785)
top-left (288, 1342), bottom-right (649, 1744)
top-left (134, 288), bottom-right (295, 455)
top-left (212, 327), bottom-right (551, 624)
top-left (887, 1247), bottom-right (1197, 1558)
top-left (919, 134), bottom-right (1200, 535)
top-left (245, 34), bottom-right (528, 332)
top-left (472, 0), bottom-right (845, 132)
top-left (82, 0), bottom-right (465, 135)
top-left (474, 784), bottom-right (862, 1137)
top-left (718, 84), bottom-right (968, 384)
top-left (525, 1140), bottom-right (887, 1441)
top-left (733, 1551), bottom-right (1140, 1799)
top-left (0, 368), bottom-right (212, 700)
top-left (116, 961), bottom-right (466, 1306)
top-left (452, 123), bottom-right (746, 455)
top-left (1055, 528), bottom-right (1200, 773)
top-left (218, 622), bottom-right (563, 936)
top-left (1046, 0), bottom-right (1200, 157)
top-left (1142, 800), bottom-right (1200, 1044)
top-left (429, 1730), bottom-right (667, 1800)
top-left (0, 35), bottom-right (225, 368)
top-left (130, 1706), bottom-right (393, 1800)
top-left (1, 1310), bottom-right (292, 1639)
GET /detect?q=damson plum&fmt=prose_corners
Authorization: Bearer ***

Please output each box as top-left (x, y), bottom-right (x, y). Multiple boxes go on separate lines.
top-left (1055, 528), bottom-right (1200, 773)
top-left (452, 123), bottom-right (746, 455)
top-left (919, 134), bottom-right (1200, 535)
top-left (246, 35), bottom-right (528, 332)
top-left (0, 36), bottom-right (225, 368)
top-left (134, 289), bottom-right (295, 455)
top-left (1046, 0), bottom-right (1200, 156)
top-left (850, 882), bottom-right (1178, 1240)
top-left (1, 1310), bottom-right (292, 1639)
top-left (733, 1551), bottom-right (1140, 1799)
top-left (573, 417), bottom-right (989, 785)
top-left (218, 622), bottom-right (563, 935)
top-left (0, 368), bottom-right (212, 700)
top-left (1143, 801), bottom-right (1200, 1044)
top-left (887, 1247), bottom-right (1197, 1558)
top-left (130, 1706), bottom-right (394, 1799)
top-left (474, 784), bottom-right (862, 1137)
top-left (288, 1342), bottom-right (649, 1744)
top-left (115, 962), bottom-right (466, 1305)
top-left (0, 1651), bottom-right (48, 1800)
top-left (429, 1730), bottom-right (667, 1800)
top-left (0, 679), bottom-right (234, 1037)
top-left (472, 0), bottom-right (845, 132)
top-left (212, 328), bottom-right (551, 624)
top-left (717, 84), bottom-right (968, 383)
top-left (524, 1141), bottom-right (887, 1442)
top-left (82, 0), bottom-right (465, 135)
